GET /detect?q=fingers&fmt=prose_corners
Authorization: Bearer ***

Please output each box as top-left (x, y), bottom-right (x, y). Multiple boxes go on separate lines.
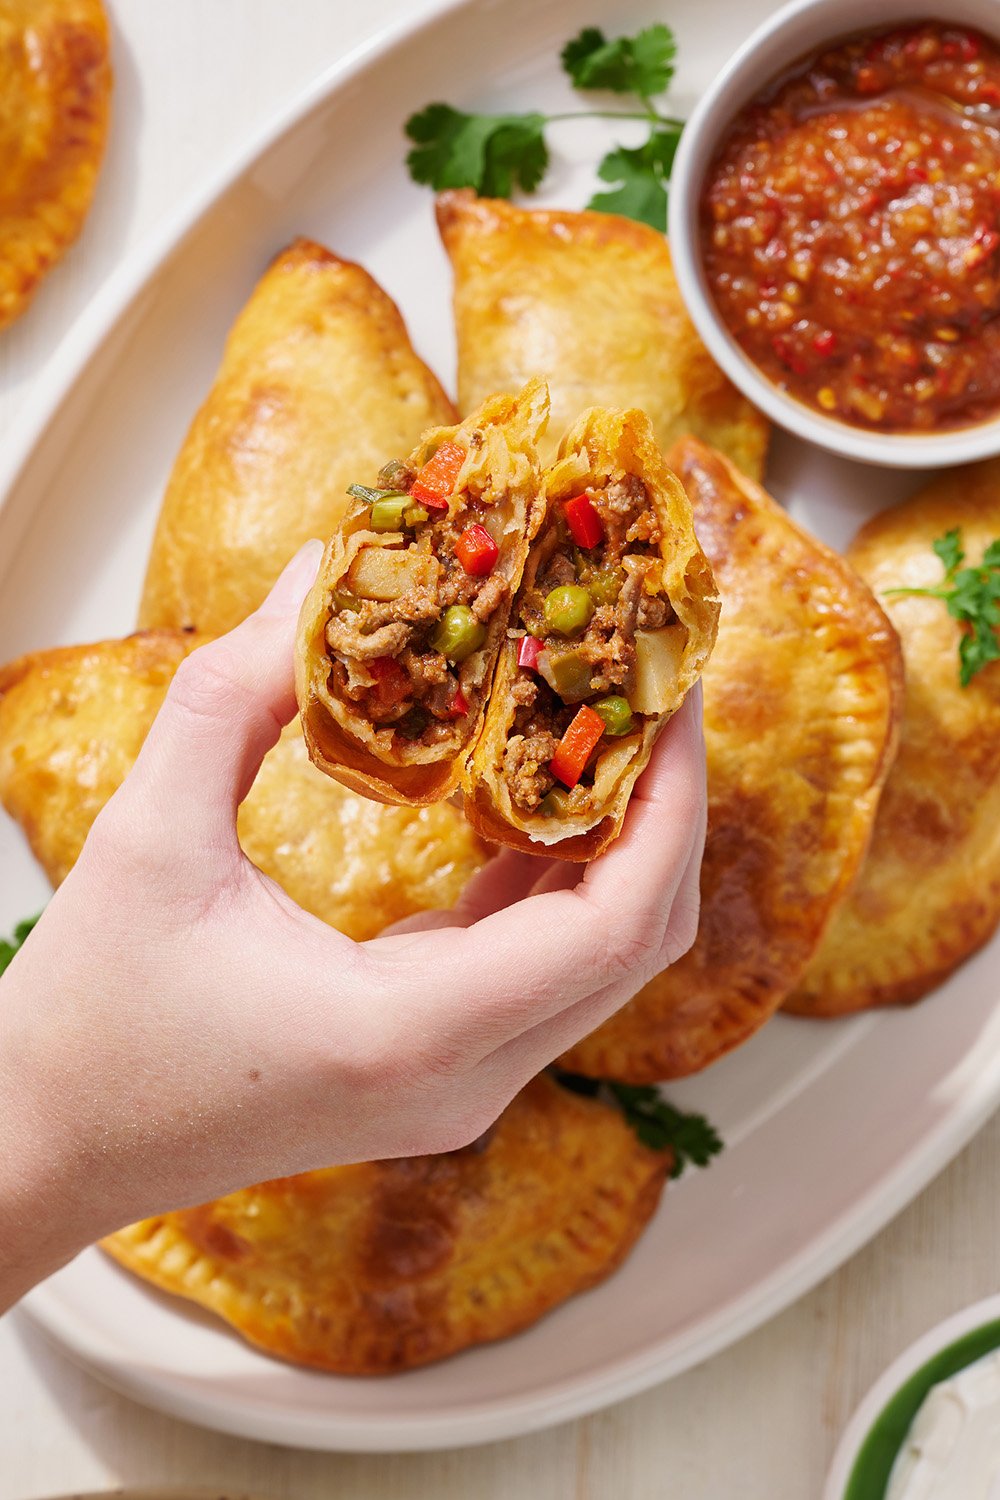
top-left (374, 687), bottom-right (708, 1056)
top-left (119, 543), bottom-right (323, 846)
top-left (484, 805), bottom-right (708, 1086)
top-left (377, 850), bottom-right (564, 939)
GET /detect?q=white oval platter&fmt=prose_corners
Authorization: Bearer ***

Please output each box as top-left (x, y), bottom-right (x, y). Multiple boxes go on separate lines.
top-left (1, 0), bottom-right (999, 1456)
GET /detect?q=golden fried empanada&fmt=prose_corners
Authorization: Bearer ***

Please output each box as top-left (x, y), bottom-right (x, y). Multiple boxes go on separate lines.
top-left (0, 633), bottom-right (486, 935)
top-left (101, 1074), bottom-right (668, 1374)
top-left (295, 380), bottom-right (548, 806)
top-left (787, 463), bottom-right (1000, 1015)
top-left (559, 439), bottom-right (904, 1081)
top-left (436, 190), bottom-right (769, 478)
top-left (464, 406), bottom-right (719, 859)
top-left (0, 0), bottom-right (111, 331)
top-left (139, 238), bottom-right (456, 637)
top-left (0, 631), bottom-right (197, 886)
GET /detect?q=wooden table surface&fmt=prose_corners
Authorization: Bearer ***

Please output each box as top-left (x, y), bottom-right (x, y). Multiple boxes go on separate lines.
top-left (1, 3), bottom-right (997, 1497)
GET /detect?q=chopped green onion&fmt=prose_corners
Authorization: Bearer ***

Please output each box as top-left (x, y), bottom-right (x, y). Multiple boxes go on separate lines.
top-left (368, 494), bottom-right (412, 532)
top-left (347, 483), bottom-right (385, 504)
top-left (540, 787), bottom-right (573, 818)
top-left (403, 503), bottom-right (430, 527)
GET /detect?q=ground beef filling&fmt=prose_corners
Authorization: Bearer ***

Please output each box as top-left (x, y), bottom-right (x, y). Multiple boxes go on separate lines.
top-left (324, 460), bottom-right (510, 742)
top-left (505, 473), bottom-right (673, 814)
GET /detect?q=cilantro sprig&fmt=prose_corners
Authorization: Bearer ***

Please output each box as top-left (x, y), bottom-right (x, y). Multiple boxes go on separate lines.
top-left (553, 1071), bottom-right (723, 1179)
top-left (0, 913), bottom-right (42, 978)
top-left (405, 24), bottom-right (684, 231)
top-left (884, 528), bottom-right (1000, 687)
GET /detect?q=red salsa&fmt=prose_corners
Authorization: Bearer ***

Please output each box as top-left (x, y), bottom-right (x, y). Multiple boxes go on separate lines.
top-left (701, 22), bottom-right (1000, 432)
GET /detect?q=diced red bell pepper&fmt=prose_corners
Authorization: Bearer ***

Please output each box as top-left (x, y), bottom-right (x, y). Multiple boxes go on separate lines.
top-left (454, 522), bottom-right (499, 576)
top-left (368, 656), bottom-right (410, 711)
top-left (549, 704), bottom-right (605, 789)
top-left (562, 492), bottom-right (605, 549)
top-left (409, 440), bottom-right (466, 511)
top-left (517, 635), bottom-right (544, 671)
top-left (447, 683), bottom-right (470, 718)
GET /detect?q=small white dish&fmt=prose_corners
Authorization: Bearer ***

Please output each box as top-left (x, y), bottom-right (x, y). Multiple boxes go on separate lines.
top-left (668, 0), bottom-right (1000, 469)
top-left (825, 1295), bottom-right (1000, 1499)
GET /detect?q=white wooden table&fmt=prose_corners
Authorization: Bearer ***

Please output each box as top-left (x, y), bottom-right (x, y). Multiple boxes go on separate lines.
top-left (1, 3), bottom-right (997, 1496)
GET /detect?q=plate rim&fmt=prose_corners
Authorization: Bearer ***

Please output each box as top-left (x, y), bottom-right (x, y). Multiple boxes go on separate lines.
top-left (7, 0), bottom-right (1000, 1456)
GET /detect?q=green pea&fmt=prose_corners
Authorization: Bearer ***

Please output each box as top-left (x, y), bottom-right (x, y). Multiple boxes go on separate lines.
top-left (368, 493), bottom-right (411, 532)
top-left (591, 695), bottom-right (634, 737)
top-left (543, 584), bottom-right (594, 637)
top-left (431, 605), bottom-right (486, 663)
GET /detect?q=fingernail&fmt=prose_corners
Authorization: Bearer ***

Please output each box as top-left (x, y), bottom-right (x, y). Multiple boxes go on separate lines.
top-left (261, 540), bottom-right (324, 617)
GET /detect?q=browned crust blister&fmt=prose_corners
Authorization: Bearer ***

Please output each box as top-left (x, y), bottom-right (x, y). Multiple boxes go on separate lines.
top-left (436, 189), bottom-right (769, 478)
top-left (0, 0), bottom-right (111, 332)
top-left (140, 238), bottom-right (457, 638)
top-left (787, 460), bottom-right (1000, 1016)
top-left (462, 406), bottom-right (720, 860)
top-left (101, 1075), bottom-right (669, 1375)
top-left (558, 439), bottom-right (905, 1080)
top-left (295, 379), bottom-right (550, 807)
top-left (0, 634), bottom-right (488, 934)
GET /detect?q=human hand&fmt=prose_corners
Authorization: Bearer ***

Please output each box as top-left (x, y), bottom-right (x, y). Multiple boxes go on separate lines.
top-left (0, 544), bottom-right (706, 1309)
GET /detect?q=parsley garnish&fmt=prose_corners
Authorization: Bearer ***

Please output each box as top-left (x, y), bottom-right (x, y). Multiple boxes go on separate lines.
top-left (405, 23), bottom-right (685, 231)
top-left (884, 528), bottom-right (1000, 687)
top-left (560, 23), bottom-right (677, 98)
top-left (0, 913), bottom-right (42, 978)
top-left (553, 1071), bottom-right (723, 1179)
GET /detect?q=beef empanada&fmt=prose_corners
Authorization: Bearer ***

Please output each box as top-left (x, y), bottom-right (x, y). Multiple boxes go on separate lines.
top-left (436, 190), bottom-right (769, 477)
top-left (295, 380), bottom-right (549, 806)
top-left (558, 440), bottom-right (904, 1080)
top-left (101, 1074), bottom-right (669, 1374)
top-left (464, 406), bottom-right (719, 859)
top-left (787, 462), bottom-right (1000, 1016)
top-left (139, 238), bottom-right (456, 637)
top-left (0, 633), bottom-right (487, 936)
top-left (0, 0), bottom-right (111, 331)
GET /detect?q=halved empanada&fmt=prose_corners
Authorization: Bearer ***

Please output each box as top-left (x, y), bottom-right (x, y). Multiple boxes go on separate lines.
top-left (559, 439), bottom-right (904, 1080)
top-left (436, 190), bottom-right (769, 477)
top-left (0, 633), bottom-right (487, 937)
top-left (139, 238), bottom-right (456, 637)
top-left (295, 380), bottom-right (549, 807)
top-left (787, 461), bottom-right (1000, 1015)
top-left (0, 0), bottom-right (111, 331)
top-left (464, 406), bottom-right (719, 859)
top-left (101, 1074), bottom-right (669, 1374)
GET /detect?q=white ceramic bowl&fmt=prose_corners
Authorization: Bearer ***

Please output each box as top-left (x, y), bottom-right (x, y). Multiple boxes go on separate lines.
top-left (668, 0), bottom-right (1000, 469)
top-left (824, 1295), bottom-right (1000, 1498)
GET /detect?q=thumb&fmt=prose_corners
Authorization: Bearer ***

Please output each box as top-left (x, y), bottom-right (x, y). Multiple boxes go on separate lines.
top-left (123, 542), bottom-right (323, 841)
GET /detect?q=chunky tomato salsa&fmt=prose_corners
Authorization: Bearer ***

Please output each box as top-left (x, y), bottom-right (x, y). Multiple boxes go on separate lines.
top-left (701, 23), bottom-right (1000, 432)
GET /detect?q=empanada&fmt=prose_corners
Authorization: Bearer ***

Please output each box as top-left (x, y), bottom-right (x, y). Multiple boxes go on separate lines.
top-left (296, 380), bottom-right (549, 806)
top-left (0, 0), bottom-right (111, 331)
top-left (139, 238), bottom-right (456, 637)
top-left (436, 190), bottom-right (769, 477)
top-left (0, 633), bottom-right (487, 936)
top-left (464, 406), bottom-right (719, 859)
top-left (101, 1074), bottom-right (669, 1374)
top-left (787, 462), bottom-right (1000, 1015)
top-left (559, 439), bottom-right (904, 1080)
